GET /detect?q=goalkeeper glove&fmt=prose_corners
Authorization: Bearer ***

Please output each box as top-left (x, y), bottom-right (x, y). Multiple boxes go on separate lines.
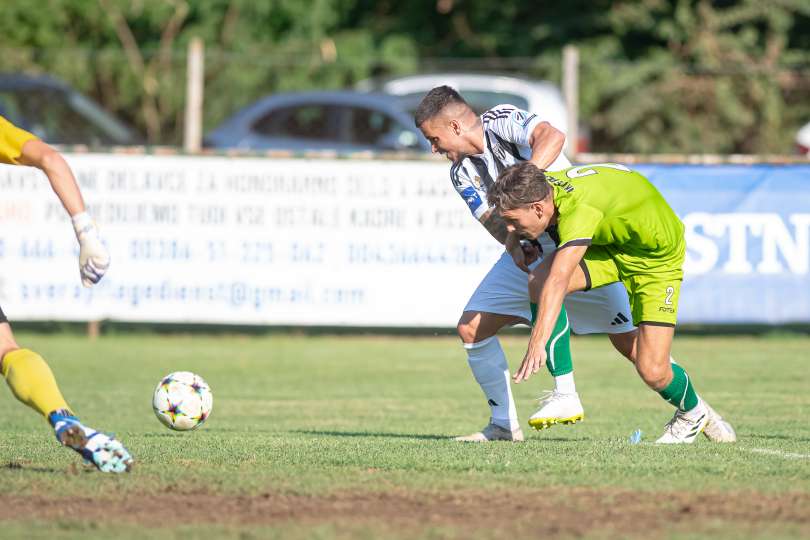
top-left (71, 212), bottom-right (110, 287)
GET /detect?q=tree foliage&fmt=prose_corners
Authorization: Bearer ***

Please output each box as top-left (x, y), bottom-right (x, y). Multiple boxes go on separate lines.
top-left (0, 0), bottom-right (807, 152)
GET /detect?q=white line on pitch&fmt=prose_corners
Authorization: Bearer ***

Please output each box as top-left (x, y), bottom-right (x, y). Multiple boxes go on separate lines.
top-left (744, 447), bottom-right (810, 460)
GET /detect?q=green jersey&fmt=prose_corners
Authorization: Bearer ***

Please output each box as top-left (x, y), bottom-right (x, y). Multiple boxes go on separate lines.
top-left (543, 163), bottom-right (686, 325)
top-left (545, 163), bottom-right (685, 274)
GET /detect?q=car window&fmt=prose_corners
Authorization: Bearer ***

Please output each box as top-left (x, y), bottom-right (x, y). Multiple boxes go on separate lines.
top-left (348, 107), bottom-right (420, 149)
top-left (67, 92), bottom-right (134, 144)
top-left (252, 105), bottom-right (336, 140)
top-left (0, 88), bottom-right (132, 145)
top-left (349, 107), bottom-right (394, 144)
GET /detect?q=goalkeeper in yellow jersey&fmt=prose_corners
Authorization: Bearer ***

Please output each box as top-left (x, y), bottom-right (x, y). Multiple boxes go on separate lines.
top-left (488, 162), bottom-right (736, 444)
top-left (0, 115), bottom-right (133, 472)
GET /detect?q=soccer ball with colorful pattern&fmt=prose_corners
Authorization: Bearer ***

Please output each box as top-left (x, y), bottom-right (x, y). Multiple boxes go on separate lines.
top-left (152, 371), bottom-right (213, 431)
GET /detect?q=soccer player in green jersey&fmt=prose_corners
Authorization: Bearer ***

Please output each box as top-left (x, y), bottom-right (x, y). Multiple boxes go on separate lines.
top-left (487, 162), bottom-right (736, 443)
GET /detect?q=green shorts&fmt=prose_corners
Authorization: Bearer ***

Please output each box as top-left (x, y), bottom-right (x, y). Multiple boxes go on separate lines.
top-left (581, 245), bottom-right (684, 327)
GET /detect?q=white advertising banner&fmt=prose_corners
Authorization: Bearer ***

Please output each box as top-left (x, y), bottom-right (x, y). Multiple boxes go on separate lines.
top-left (0, 154), bottom-right (502, 326)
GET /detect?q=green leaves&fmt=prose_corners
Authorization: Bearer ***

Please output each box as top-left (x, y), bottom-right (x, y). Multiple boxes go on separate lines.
top-left (0, 0), bottom-right (806, 152)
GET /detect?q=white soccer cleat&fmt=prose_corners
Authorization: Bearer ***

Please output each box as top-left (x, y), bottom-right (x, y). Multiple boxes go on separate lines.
top-left (655, 403), bottom-right (708, 444)
top-left (702, 401), bottom-right (737, 443)
top-left (454, 422), bottom-right (524, 442)
top-left (528, 390), bottom-right (584, 430)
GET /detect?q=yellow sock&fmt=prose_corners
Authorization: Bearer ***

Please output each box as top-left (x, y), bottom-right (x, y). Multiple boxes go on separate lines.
top-left (2, 348), bottom-right (71, 418)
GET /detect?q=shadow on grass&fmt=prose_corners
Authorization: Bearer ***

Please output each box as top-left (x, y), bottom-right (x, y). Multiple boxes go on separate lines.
top-left (526, 437), bottom-right (591, 442)
top-left (291, 429), bottom-right (448, 440)
top-left (4, 462), bottom-right (65, 474)
top-left (291, 429), bottom-right (592, 442)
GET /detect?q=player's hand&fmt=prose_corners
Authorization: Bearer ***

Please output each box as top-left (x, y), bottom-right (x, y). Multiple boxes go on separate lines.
top-left (72, 212), bottom-right (110, 287)
top-left (507, 241), bottom-right (529, 272)
top-left (507, 236), bottom-right (539, 273)
top-left (521, 240), bottom-right (541, 267)
top-left (513, 340), bottom-right (547, 383)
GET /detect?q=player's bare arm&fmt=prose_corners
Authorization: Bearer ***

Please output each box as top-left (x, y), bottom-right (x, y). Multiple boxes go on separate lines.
top-left (514, 244), bottom-right (588, 382)
top-left (19, 139), bottom-right (110, 287)
top-left (528, 121), bottom-right (566, 170)
top-left (19, 139), bottom-right (86, 216)
top-left (480, 208), bottom-right (510, 244)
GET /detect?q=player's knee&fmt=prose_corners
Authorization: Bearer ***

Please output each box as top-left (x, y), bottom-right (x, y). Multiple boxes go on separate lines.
top-left (636, 360), bottom-right (671, 390)
top-left (456, 318), bottom-right (479, 344)
top-left (0, 323), bottom-right (20, 367)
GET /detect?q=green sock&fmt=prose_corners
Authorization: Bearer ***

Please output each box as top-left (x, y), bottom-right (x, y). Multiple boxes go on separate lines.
top-left (658, 362), bottom-right (699, 411)
top-left (530, 303), bottom-right (572, 377)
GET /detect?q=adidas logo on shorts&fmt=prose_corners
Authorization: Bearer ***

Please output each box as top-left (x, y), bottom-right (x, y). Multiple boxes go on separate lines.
top-left (610, 312), bottom-right (630, 326)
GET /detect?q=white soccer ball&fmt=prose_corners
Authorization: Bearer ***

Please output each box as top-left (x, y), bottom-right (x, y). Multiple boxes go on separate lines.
top-left (152, 371), bottom-right (213, 431)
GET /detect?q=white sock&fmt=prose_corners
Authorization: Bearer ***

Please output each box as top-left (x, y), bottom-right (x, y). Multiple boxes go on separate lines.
top-left (464, 336), bottom-right (519, 431)
top-left (554, 372), bottom-right (577, 394)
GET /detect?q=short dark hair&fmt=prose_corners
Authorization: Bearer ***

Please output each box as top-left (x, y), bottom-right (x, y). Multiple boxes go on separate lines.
top-left (487, 162), bottom-right (552, 211)
top-left (413, 86), bottom-right (469, 127)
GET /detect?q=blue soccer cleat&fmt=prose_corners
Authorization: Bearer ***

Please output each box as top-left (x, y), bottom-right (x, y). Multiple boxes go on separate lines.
top-left (48, 410), bottom-right (134, 473)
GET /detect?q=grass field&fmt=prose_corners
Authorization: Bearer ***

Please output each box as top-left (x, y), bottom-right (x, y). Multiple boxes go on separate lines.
top-left (0, 331), bottom-right (808, 539)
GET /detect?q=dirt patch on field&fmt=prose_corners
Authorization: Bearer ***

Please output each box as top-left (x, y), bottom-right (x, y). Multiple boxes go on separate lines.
top-left (1, 487), bottom-right (808, 537)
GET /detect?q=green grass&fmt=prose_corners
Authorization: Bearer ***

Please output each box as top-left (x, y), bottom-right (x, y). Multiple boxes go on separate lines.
top-left (0, 333), bottom-right (808, 539)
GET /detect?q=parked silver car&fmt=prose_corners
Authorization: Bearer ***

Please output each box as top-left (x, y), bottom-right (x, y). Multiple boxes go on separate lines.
top-left (357, 73), bottom-right (587, 151)
top-left (205, 91), bottom-right (430, 153)
top-left (359, 73), bottom-right (567, 128)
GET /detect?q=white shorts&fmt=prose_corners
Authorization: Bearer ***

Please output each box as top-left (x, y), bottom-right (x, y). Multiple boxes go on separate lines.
top-left (463, 250), bottom-right (635, 335)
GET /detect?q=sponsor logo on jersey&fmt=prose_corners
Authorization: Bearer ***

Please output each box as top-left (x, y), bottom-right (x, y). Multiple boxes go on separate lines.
top-left (460, 186), bottom-right (484, 213)
top-left (511, 110), bottom-right (536, 128)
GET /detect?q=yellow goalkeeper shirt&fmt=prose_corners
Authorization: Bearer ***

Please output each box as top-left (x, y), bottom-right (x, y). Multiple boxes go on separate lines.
top-left (0, 115), bottom-right (38, 165)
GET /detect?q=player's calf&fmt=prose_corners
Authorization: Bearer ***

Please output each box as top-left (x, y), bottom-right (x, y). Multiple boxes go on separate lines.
top-left (608, 330), bottom-right (637, 363)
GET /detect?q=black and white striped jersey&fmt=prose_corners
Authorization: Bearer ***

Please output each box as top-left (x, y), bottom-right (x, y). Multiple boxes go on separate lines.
top-left (451, 104), bottom-right (571, 221)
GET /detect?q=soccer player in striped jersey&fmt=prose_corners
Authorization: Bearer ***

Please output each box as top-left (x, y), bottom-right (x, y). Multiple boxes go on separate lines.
top-left (414, 86), bottom-right (636, 441)
top-left (0, 115), bottom-right (134, 472)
